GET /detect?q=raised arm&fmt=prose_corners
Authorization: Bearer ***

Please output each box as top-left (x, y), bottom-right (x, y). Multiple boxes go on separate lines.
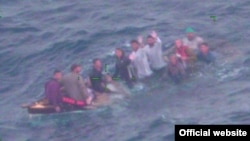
top-left (151, 30), bottom-right (162, 48)
top-left (137, 35), bottom-right (144, 48)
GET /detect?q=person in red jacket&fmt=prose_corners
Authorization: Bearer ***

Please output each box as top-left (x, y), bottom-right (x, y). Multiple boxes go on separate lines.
top-left (174, 39), bottom-right (189, 68)
top-left (174, 39), bottom-right (198, 70)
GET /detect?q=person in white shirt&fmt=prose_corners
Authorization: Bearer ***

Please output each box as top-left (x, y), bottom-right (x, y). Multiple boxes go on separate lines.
top-left (137, 35), bottom-right (145, 49)
top-left (182, 27), bottom-right (204, 54)
top-left (144, 31), bottom-right (166, 71)
top-left (129, 40), bottom-right (153, 80)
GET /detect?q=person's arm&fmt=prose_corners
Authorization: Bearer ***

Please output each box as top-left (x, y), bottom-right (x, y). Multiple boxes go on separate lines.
top-left (151, 30), bottom-right (162, 47)
top-left (137, 35), bottom-right (144, 48)
top-left (155, 37), bottom-right (162, 49)
top-left (78, 75), bottom-right (89, 98)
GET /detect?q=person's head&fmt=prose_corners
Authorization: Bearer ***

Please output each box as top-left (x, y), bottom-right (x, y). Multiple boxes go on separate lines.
top-left (174, 39), bottom-right (183, 48)
top-left (130, 40), bottom-right (140, 51)
top-left (93, 58), bottom-right (102, 70)
top-left (185, 27), bottom-right (195, 40)
top-left (53, 70), bottom-right (62, 80)
top-left (199, 43), bottom-right (209, 54)
top-left (71, 64), bottom-right (81, 74)
top-left (115, 48), bottom-right (125, 58)
top-left (147, 35), bottom-right (156, 46)
top-left (169, 54), bottom-right (177, 65)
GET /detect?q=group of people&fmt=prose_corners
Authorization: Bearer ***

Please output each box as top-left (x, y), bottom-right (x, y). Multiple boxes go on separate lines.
top-left (44, 27), bottom-right (216, 112)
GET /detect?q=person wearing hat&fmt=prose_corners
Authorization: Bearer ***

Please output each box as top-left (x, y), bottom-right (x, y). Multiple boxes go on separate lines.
top-left (182, 27), bottom-right (204, 54)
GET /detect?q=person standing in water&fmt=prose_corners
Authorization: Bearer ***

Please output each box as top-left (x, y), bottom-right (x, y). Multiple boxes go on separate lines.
top-left (113, 48), bottom-right (134, 88)
top-left (197, 43), bottom-right (215, 64)
top-left (167, 54), bottom-right (186, 83)
top-left (182, 27), bottom-right (205, 54)
top-left (89, 58), bottom-right (107, 93)
top-left (174, 39), bottom-right (197, 71)
top-left (44, 70), bottom-right (63, 112)
top-left (129, 40), bottom-right (153, 80)
top-left (144, 31), bottom-right (166, 73)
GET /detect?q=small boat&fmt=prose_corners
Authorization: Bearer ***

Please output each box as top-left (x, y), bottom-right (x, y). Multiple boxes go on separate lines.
top-left (22, 97), bottom-right (89, 115)
top-left (22, 81), bottom-right (131, 115)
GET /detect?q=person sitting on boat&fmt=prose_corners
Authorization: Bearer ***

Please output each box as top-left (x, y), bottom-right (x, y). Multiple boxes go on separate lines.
top-left (44, 70), bottom-right (63, 112)
top-left (61, 64), bottom-right (93, 106)
top-left (182, 27), bottom-right (205, 55)
top-left (113, 48), bottom-right (135, 88)
top-left (167, 54), bottom-right (186, 83)
top-left (89, 58), bottom-right (108, 94)
top-left (197, 43), bottom-right (215, 64)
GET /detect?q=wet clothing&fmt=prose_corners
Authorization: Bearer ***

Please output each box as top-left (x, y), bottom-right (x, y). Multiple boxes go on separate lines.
top-left (175, 45), bottom-right (189, 59)
top-left (61, 73), bottom-right (88, 101)
top-left (44, 78), bottom-right (62, 106)
top-left (175, 45), bottom-right (197, 70)
top-left (89, 68), bottom-right (105, 93)
top-left (197, 51), bottom-right (215, 64)
top-left (144, 38), bottom-right (166, 70)
top-left (113, 55), bottom-right (134, 87)
top-left (167, 59), bottom-right (186, 83)
top-left (130, 48), bottom-right (153, 79)
top-left (182, 36), bottom-right (204, 53)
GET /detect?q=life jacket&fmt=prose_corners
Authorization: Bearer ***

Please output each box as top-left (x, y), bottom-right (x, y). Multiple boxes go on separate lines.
top-left (61, 96), bottom-right (86, 107)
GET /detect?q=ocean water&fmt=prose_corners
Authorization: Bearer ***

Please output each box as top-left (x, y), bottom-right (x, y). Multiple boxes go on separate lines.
top-left (0, 0), bottom-right (250, 141)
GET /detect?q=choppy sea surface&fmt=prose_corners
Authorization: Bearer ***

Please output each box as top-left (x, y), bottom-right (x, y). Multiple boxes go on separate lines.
top-left (0, 0), bottom-right (250, 141)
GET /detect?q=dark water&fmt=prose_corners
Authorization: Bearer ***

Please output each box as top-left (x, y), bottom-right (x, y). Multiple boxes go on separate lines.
top-left (0, 0), bottom-right (250, 141)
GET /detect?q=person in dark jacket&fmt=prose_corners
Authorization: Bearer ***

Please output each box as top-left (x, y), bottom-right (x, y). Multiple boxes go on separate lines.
top-left (113, 48), bottom-right (134, 88)
top-left (44, 70), bottom-right (63, 112)
top-left (89, 58), bottom-right (106, 93)
top-left (197, 43), bottom-right (215, 64)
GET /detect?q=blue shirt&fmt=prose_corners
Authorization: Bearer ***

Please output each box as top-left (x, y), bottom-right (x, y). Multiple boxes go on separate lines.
top-left (197, 51), bottom-right (215, 64)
